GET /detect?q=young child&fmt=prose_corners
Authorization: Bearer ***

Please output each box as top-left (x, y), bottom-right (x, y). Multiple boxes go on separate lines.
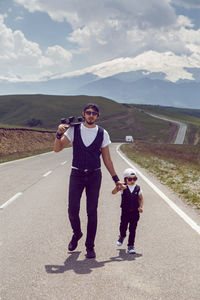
top-left (114, 168), bottom-right (143, 254)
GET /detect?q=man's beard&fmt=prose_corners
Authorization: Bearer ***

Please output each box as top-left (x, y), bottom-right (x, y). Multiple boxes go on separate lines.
top-left (86, 119), bottom-right (95, 125)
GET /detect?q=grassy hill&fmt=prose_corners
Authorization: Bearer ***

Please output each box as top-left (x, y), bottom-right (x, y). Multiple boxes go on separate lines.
top-left (0, 94), bottom-right (127, 128)
top-left (0, 94), bottom-right (178, 143)
top-left (132, 104), bottom-right (200, 126)
top-left (131, 104), bottom-right (200, 145)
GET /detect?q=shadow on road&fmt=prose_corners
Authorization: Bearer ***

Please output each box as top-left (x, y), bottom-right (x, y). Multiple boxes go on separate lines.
top-left (45, 249), bottom-right (142, 275)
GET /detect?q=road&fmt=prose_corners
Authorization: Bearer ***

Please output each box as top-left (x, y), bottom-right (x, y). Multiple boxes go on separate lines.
top-left (1, 145), bottom-right (200, 300)
top-left (146, 113), bottom-right (187, 144)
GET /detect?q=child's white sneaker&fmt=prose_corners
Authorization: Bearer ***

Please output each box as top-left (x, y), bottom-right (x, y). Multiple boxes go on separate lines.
top-left (128, 246), bottom-right (136, 254)
top-left (117, 236), bottom-right (124, 246)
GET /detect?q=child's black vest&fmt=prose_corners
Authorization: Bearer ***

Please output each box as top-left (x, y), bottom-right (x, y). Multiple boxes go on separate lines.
top-left (121, 184), bottom-right (140, 211)
top-left (72, 124), bottom-right (104, 171)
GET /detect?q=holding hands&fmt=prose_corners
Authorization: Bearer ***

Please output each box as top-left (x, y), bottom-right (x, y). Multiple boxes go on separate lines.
top-left (112, 183), bottom-right (127, 194)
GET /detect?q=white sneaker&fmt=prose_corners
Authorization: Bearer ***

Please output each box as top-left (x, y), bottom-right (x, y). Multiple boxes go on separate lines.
top-left (117, 236), bottom-right (124, 246)
top-left (128, 246), bottom-right (136, 254)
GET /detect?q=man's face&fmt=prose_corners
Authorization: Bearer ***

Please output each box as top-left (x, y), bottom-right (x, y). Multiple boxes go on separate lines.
top-left (83, 109), bottom-right (99, 125)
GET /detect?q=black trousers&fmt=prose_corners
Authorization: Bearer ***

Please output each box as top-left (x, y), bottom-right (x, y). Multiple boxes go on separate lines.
top-left (119, 210), bottom-right (140, 247)
top-left (68, 169), bottom-right (102, 250)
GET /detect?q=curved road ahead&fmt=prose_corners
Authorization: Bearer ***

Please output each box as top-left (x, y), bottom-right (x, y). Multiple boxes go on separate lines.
top-left (0, 145), bottom-right (200, 300)
top-left (147, 113), bottom-right (187, 144)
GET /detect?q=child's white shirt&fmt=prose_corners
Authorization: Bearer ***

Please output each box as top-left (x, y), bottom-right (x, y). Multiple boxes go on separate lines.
top-left (64, 123), bottom-right (111, 148)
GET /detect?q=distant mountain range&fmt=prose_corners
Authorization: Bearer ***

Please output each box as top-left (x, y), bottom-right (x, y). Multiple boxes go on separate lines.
top-left (1, 70), bottom-right (200, 109)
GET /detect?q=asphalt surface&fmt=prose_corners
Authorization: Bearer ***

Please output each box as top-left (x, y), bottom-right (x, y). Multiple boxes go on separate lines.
top-left (146, 113), bottom-right (187, 144)
top-left (1, 144), bottom-right (200, 300)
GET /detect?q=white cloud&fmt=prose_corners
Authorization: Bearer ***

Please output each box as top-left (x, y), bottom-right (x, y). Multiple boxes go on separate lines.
top-left (45, 45), bottom-right (72, 63)
top-left (14, 0), bottom-right (177, 27)
top-left (4, 0), bottom-right (200, 82)
top-left (0, 14), bottom-right (72, 81)
top-left (51, 50), bottom-right (196, 82)
top-left (87, 51), bottom-right (196, 81)
top-left (176, 15), bottom-right (194, 28)
top-left (15, 16), bottom-right (24, 21)
top-left (12, 0), bottom-right (192, 61)
top-left (171, 0), bottom-right (200, 9)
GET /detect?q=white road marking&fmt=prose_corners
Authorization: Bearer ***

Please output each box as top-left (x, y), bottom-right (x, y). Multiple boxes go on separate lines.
top-left (116, 145), bottom-right (200, 235)
top-left (43, 171), bottom-right (52, 177)
top-left (61, 161), bottom-right (67, 165)
top-left (0, 192), bottom-right (23, 210)
top-left (1, 169), bottom-right (53, 210)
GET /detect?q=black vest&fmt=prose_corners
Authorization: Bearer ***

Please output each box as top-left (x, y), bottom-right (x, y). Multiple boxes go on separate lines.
top-left (121, 184), bottom-right (140, 211)
top-left (72, 124), bottom-right (104, 170)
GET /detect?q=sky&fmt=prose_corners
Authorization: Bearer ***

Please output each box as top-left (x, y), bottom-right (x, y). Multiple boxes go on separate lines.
top-left (1, 0), bottom-right (200, 83)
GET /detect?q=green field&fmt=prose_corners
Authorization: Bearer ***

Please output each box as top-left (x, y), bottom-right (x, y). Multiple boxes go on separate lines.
top-left (0, 94), bottom-right (126, 128)
top-left (1, 94), bottom-right (200, 143)
top-left (132, 104), bottom-right (200, 126)
top-left (130, 104), bottom-right (200, 145)
top-left (0, 94), bottom-right (178, 143)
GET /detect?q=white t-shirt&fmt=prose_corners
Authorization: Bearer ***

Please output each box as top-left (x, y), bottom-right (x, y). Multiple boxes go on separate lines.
top-left (64, 123), bottom-right (111, 148)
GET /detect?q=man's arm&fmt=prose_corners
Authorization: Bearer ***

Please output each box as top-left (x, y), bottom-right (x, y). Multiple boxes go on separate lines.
top-left (54, 124), bottom-right (71, 152)
top-left (101, 145), bottom-right (122, 186)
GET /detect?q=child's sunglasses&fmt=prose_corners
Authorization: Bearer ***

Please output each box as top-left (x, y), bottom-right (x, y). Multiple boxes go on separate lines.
top-left (85, 111), bottom-right (98, 116)
top-left (127, 177), bottom-right (137, 182)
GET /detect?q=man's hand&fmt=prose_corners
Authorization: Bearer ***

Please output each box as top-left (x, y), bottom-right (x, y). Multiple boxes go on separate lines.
top-left (54, 124), bottom-right (70, 152)
top-left (57, 123), bottom-right (69, 135)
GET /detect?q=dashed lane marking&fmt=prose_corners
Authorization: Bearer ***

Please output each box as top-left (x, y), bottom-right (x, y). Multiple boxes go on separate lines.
top-left (43, 170), bottom-right (52, 177)
top-left (0, 192), bottom-right (23, 210)
top-left (1, 170), bottom-right (53, 210)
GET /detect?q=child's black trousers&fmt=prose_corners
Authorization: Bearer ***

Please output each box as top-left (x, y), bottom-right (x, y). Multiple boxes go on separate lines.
top-left (119, 210), bottom-right (140, 247)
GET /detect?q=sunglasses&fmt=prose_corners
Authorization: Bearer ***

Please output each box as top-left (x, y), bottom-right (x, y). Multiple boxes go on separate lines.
top-left (127, 177), bottom-right (137, 182)
top-left (85, 111), bottom-right (98, 116)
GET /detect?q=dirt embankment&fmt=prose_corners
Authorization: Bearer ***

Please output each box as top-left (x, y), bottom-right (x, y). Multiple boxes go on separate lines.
top-left (0, 128), bottom-right (56, 157)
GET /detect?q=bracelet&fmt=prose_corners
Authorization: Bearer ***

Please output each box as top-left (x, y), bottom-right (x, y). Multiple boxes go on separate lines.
top-left (112, 175), bottom-right (120, 183)
top-left (56, 132), bottom-right (63, 139)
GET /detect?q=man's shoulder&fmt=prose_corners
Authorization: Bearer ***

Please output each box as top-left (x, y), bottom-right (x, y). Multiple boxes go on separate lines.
top-left (97, 125), bottom-right (104, 133)
top-left (98, 125), bottom-right (110, 137)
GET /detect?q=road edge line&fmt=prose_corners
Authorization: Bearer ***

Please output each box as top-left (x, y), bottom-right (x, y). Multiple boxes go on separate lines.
top-left (116, 144), bottom-right (200, 236)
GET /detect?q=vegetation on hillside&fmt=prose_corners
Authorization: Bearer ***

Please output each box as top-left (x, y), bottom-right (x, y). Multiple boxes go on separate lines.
top-left (0, 94), bottom-right (178, 143)
top-left (132, 104), bottom-right (200, 126)
top-left (131, 104), bottom-right (200, 145)
top-left (0, 94), bottom-right (127, 128)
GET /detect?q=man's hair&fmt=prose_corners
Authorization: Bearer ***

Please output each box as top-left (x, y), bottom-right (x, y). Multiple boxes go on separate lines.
top-left (83, 103), bottom-right (99, 113)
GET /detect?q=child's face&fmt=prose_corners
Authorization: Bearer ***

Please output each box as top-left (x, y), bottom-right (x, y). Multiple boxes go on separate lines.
top-left (125, 177), bottom-right (137, 185)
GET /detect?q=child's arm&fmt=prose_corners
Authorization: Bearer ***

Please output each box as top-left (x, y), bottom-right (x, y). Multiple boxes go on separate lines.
top-left (112, 184), bottom-right (127, 194)
top-left (138, 193), bottom-right (144, 213)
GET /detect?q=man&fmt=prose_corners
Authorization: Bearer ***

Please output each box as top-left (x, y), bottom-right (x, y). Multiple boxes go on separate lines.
top-left (54, 103), bottom-right (122, 258)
